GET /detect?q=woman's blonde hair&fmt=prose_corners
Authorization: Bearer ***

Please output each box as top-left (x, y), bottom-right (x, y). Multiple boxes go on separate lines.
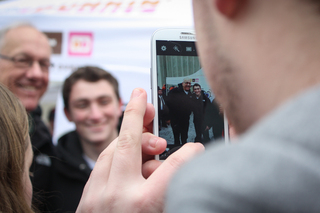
top-left (0, 83), bottom-right (34, 213)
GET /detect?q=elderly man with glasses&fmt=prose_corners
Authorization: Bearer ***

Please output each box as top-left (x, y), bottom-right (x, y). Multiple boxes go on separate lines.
top-left (0, 23), bottom-right (55, 211)
top-left (166, 78), bottom-right (194, 146)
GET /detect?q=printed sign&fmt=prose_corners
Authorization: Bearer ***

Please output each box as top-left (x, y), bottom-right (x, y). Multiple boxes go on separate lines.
top-left (44, 32), bottom-right (63, 55)
top-left (68, 32), bottom-right (93, 56)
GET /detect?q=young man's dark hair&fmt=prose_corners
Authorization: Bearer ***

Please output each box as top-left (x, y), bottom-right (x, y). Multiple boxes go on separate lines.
top-left (193, 83), bottom-right (201, 89)
top-left (63, 66), bottom-right (120, 111)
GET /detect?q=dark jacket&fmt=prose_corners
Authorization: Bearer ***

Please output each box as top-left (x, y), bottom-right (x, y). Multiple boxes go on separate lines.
top-left (204, 99), bottom-right (225, 140)
top-left (46, 131), bottom-right (92, 213)
top-left (29, 106), bottom-right (56, 212)
top-left (192, 90), bottom-right (210, 125)
top-left (166, 86), bottom-right (193, 122)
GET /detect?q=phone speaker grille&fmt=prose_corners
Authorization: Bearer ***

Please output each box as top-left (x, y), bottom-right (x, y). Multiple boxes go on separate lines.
top-left (181, 32), bottom-right (195, 35)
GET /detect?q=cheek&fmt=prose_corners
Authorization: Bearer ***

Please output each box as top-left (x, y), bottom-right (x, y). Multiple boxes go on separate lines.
top-left (106, 105), bottom-right (122, 122)
top-left (43, 72), bottom-right (49, 83)
top-left (0, 66), bottom-right (18, 86)
top-left (22, 171), bottom-right (33, 207)
top-left (40, 73), bottom-right (49, 90)
top-left (71, 111), bottom-right (88, 123)
top-left (25, 177), bottom-right (33, 206)
top-left (106, 105), bottom-right (121, 118)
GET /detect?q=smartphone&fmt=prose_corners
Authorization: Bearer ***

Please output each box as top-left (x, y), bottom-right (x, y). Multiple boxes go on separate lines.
top-left (151, 28), bottom-right (228, 160)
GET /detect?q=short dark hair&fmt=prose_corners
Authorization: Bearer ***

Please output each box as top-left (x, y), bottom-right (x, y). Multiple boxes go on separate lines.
top-left (193, 83), bottom-right (201, 89)
top-left (62, 66), bottom-right (120, 111)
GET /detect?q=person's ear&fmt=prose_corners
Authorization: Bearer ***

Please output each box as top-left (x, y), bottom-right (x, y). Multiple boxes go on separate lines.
top-left (64, 107), bottom-right (73, 122)
top-left (215, 0), bottom-right (245, 18)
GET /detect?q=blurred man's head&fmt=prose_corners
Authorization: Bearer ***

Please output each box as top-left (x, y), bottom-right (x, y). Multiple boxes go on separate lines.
top-left (63, 66), bottom-right (122, 146)
top-left (0, 23), bottom-right (51, 112)
top-left (192, 0), bottom-right (320, 134)
top-left (182, 78), bottom-right (191, 91)
top-left (193, 83), bottom-right (201, 97)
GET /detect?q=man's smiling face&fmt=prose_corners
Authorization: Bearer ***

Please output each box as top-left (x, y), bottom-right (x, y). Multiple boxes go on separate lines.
top-left (0, 26), bottom-right (51, 112)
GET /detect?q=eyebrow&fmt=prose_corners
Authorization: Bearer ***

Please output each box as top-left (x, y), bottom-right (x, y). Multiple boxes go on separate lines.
top-left (72, 95), bottom-right (113, 102)
top-left (14, 52), bottom-right (50, 61)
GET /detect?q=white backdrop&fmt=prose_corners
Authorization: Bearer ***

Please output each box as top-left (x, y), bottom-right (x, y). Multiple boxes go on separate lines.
top-left (0, 0), bottom-right (194, 143)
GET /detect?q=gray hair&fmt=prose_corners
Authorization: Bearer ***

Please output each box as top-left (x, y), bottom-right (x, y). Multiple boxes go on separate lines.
top-left (183, 78), bottom-right (191, 83)
top-left (0, 22), bottom-right (36, 51)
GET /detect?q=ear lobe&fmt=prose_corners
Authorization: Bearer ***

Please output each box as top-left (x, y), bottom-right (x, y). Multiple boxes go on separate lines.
top-left (215, 0), bottom-right (243, 18)
top-left (64, 107), bottom-right (73, 122)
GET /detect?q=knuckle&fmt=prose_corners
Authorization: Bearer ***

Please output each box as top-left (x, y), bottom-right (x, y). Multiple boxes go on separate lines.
top-left (133, 192), bottom-right (163, 213)
top-left (184, 142), bottom-right (205, 154)
top-left (103, 190), bottom-right (120, 209)
top-left (96, 150), bottom-right (109, 163)
top-left (131, 193), bottom-right (144, 207)
top-left (124, 104), bottom-right (142, 116)
top-left (78, 194), bottom-right (97, 212)
top-left (78, 188), bottom-right (122, 212)
top-left (166, 153), bottom-right (186, 170)
top-left (131, 193), bottom-right (151, 212)
top-left (117, 132), bottom-right (137, 151)
top-left (95, 139), bottom-right (117, 163)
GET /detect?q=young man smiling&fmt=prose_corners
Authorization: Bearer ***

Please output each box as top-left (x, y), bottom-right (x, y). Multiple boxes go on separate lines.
top-left (47, 66), bottom-right (123, 212)
top-left (191, 83), bottom-right (210, 143)
top-left (166, 78), bottom-right (193, 145)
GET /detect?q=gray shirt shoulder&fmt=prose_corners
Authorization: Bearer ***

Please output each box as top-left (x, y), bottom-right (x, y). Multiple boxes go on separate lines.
top-left (166, 86), bottom-right (320, 213)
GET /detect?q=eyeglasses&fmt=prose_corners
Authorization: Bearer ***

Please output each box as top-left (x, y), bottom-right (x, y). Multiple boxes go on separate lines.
top-left (0, 54), bottom-right (53, 71)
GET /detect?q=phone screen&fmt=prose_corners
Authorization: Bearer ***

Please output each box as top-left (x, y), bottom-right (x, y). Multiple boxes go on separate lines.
top-left (155, 40), bottom-right (226, 160)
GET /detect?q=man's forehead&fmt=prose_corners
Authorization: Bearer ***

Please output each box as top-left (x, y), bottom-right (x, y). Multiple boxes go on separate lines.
top-left (72, 94), bottom-right (113, 102)
top-left (71, 80), bottom-right (117, 99)
top-left (1, 26), bottom-right (51, 56)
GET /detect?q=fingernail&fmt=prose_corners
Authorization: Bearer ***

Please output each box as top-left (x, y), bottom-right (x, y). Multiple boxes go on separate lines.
top-left (149, 137), bottom-right (158, 148)
top-left (131, 88), bottom-right (142, 99)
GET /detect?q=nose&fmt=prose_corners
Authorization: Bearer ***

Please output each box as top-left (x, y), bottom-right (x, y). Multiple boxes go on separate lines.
top-left (89, 104), bottom-right (103, 121)
top-left (25, 61), bottom-right (45, 79)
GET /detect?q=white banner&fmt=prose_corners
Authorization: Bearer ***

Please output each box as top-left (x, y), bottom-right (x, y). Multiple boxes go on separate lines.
top-left (0, 0), bottom-right (194, 143)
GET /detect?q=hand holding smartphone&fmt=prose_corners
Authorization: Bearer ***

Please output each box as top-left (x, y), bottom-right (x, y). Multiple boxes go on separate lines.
top-left (151, 28), bottom-right (228, 160)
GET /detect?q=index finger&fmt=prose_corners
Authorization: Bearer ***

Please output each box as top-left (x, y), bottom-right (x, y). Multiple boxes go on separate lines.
top-left (142, 103), bottom-right (155, 133)
top-left (109, 88), bottom-right (147, 182)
